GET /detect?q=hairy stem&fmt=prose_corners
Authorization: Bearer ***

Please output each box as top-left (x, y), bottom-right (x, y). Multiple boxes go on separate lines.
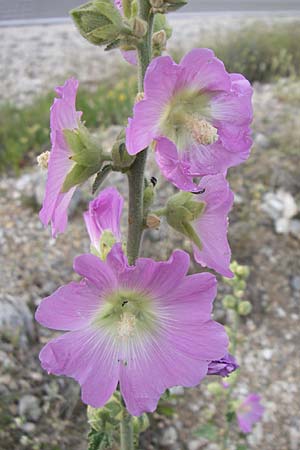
top-left (120, 407), bottom-right (134, 450)
top-left (126, 0), bottom-right (153, 265)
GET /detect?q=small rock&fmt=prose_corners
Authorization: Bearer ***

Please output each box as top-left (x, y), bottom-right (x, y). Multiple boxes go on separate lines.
top-left (262, 190), bottom-right (298, 234)
top-left (290, 220), bottom-right (300, 238)
top-left (262, 348), bottom-right (273, 360)
top-left (18, 395), bottom-right (41, 422)
top-left (21, 422), bottom-right (36, 434)
top-left (169, 386), bottom-right (184, 396)
top-left (160, 426), bottom-right (178, 446)
top-left (0, 295), bottom-right (34, 347)
top-left (255, 132), bottom-right (270, 149)
top-left (291, 276), bottom-right (300, 291)
top-left (188, 439), bottom-right (206, 450)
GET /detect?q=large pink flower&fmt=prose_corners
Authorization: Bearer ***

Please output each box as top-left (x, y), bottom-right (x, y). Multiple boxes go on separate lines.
top-left (84, 187), bottom-right (123, 253)
top-left (39, 78), bottom-right (82, 237)
top-left (191, 174), bottom-right (234, 277)
top-left (36, 244), bottom-right (228, 416)
top-left (126, 49), bottom-right (253, 191)
top-left (237, 393), bottom-right (264, 433)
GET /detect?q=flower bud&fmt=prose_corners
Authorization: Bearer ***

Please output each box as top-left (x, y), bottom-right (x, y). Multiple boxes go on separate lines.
top-left (163, 0), bottom-right (188, 12)
top-left (165, 191), bottom-right (205, 249)
top-left (131, 17), bottom-right (148, 38)
top-left (146, 214), bottom-right (161, 229)
top-left (70, 0), bottom-right (125, 47)
top-left (222, 295), bottom-right (237, 310)
top-left (238, 301), bottom-right (252, 316)
top-left (152, 29), bottom-right (167, 48)
top-left (112, 129), bottom-right (136, 171)
top-left (133, 414), bottom-right (150, 434)
top-left (62, 125), bottom-right (106, 192)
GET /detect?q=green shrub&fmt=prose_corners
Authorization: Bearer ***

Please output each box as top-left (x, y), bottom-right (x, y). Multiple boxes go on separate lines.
top-left (209, 21), bottom-right (300, 82)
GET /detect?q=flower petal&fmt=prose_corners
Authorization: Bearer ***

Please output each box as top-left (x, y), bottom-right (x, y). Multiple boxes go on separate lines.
top-left (35, 280), bottom-right (100, 331)
top-left (39, 329), bottom-right (119, 408)
top-left (193, 175), bottom-right (234, 277)
top-left (73, 253), bottom-right (118, 291)
top-left (178, 48), bottom-right (231, 92)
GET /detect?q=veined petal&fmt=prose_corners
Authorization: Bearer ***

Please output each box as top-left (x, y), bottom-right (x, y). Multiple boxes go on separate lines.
top-left (178, 48), bottom-right (231, 92)
top-left (39, 329), bottom-right (119, 408)
top-left (193, 175), bottom-right (234, 277)
top-left (74, 253), bottom-right (118, 291)
top-left (35, 280), bottom-right (100, 331)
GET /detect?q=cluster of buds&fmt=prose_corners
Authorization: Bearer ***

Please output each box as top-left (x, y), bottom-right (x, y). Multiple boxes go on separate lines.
top-left (223, 261), bottom-right (252, 317)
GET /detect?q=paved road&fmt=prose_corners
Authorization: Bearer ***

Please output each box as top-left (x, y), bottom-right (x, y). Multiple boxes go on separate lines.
top-left (0, 0), bottom-right (299, 23)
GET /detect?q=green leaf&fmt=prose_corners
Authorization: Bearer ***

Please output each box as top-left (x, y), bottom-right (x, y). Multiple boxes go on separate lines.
top-left (194, 423), bottom-right (218, 441)
top-left (236, 445), bottom-right (248, 450)
top-left (88, 428), bottom-right (113, 450)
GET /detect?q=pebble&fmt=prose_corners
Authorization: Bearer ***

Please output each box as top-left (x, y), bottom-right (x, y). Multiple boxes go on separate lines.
top-left (18, 395), bottom-right (42, 422)
top-left (160, 426), bottom-right (178, 446)
top-left (291, 276), bottom-right (300, 291)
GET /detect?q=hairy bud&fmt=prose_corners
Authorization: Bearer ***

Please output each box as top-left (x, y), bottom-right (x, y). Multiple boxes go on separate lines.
top-left (152, 29), bottom-right (167, 47)
top-left (132, 17), bottom-right (148, 38)
top-left (112, 129), bottom-right (136, 171)
top-left (238, 301), bottom-right (252, 316)
top-left (70, 0), bottom-right (127, 47)
top-left (165, 191), bottom-right (205, 249)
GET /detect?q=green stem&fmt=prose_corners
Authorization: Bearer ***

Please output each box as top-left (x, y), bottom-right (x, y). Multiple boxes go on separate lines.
top-left (221, 310), bottom-right (240, 450)
top-left (120, 407), bottom-right (134, 450)
top-left (126, 0), bottom-right (153, 266)
top-left (152, 207), bottom-right (167, 217)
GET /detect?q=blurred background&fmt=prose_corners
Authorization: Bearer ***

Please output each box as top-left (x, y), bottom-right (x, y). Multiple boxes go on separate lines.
top-left (0, 1), bottom-right (300, 449)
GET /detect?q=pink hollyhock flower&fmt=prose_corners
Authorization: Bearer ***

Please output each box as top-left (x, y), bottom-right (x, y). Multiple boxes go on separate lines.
top-left (237, 394), bottom-right (264, 433)
top-left (207, 353), bottom-right (238, 377)
top-left (191, 174), bottom-right (234, 277)
top-left (35, 244), bottom-right (228, 416)
top-left (84, 187), bottom-right (123, 254)
top-left (114, 0), bottom-right (137, 66)
top-left (39, 78), bottom-right (82, 237)
top-left (126, 49), bottom-right (253, 191)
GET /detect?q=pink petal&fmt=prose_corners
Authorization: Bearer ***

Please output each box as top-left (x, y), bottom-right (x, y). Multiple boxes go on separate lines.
top-left (73, 253), bottom-right (118, 291)
top-left (39, 329), bottom-right (119, 408)
top-left (178, 48), bottom-right (231, 92)
top-left (35, 280), bottom-right (100, 331)
top-left (193, 174), bottom-right (234, 277)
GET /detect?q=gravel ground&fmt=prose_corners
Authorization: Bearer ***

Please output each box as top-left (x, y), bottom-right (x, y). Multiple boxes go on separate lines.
top-left (1, 13), bottom-right (300, 450)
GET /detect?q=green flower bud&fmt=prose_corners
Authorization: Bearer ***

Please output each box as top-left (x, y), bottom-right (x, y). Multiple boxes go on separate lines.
top-left (236, 264), bottom-right (250, 278)
top-left (61, 125), bottom-right (106, 192)
top-left (112, 129), bottom-right (136, 171)
top-left (207, 382), bottom-right (224, 397)
top-left (222, 295), bottom-right (237, 310)
top-left (70, 0), bottom-right (127, 47)
top-left (131, 17), bottom-right (148, 38)
top-left (153, 13), bottom-right (172, 39)
top-left (133, 414), bottom-right (150, 434)
top-left (143, 178), bottom-right (156, 213)
top-left (165, 191), bottom-right (205, 249)
top-left (238, 301), bottom-right (252, 316)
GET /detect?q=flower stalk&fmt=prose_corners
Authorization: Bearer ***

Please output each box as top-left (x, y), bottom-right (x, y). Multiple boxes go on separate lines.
top-left (126, 0), bottom-right (153, 265)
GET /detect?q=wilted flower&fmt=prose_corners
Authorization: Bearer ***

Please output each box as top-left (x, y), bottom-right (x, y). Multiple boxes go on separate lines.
top-left (36, 244), bottom-right (228, 416)
top-left (165, 174), bottom-right (234, 277)
top-left (84, 187), bottom-right (123, 257)
top-left (207, 353), bottom-right (239, 377)
top-left (237, 393), bottom-right (264, 433)
top-left (126, 49), bottom-right (253, 191)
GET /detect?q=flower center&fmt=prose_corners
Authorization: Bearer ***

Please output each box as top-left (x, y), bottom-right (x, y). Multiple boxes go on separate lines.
top-left (185, 117), bottom-right (218, 146)
top-left (92, 289), bottom-right (158, 340)
top-left (159, 88), bottom-right (214, 150)
top-left (117, 312), bottom-right (136, 338)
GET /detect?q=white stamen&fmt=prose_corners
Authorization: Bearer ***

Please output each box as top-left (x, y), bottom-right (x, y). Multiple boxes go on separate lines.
top-left (37, 151), bottom-right (50, 169)
top-left (186, 118), bottom-right (218, 146)
top-left (117, 312), bottom-right (136, 338)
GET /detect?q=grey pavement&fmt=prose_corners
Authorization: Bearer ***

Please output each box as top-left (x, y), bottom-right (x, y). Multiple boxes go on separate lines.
top-left (0, 0), bottom-right (299, 24)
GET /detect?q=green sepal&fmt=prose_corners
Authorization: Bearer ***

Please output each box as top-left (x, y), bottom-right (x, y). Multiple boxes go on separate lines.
top-left (165, 191), bottom-right (205, 250)
top-left (122, 0), bottom-right (133, 18)
top-left (143, 179), bottom-right (155, 214)
top-left (63, 125), bottom-right (104, 167)
top-left (62, 164), bottom-right (99, 192)
top-left (92, 164), bottom-right (112, 194)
